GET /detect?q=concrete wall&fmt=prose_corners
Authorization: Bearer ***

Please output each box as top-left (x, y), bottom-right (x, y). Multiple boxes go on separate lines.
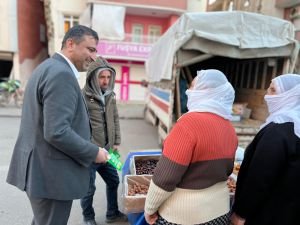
top-left (187, 0), bottom-right (207, 12)
top-left (260, 0), bottom-right (284, 18)
top-left (89, 0), bottom-right (187, 10)
top-left (19, 49), bottom-right (49, 85)
top-left (0, 0), bottom-right (48, 86)
top-left (47, 0), bottom-right (184, 102)
top-left (0, 0), bottom-right (17, 53)
top-left (125, 15), bottom-right (169, 35)
top-left (276, 0), bottom-right (300, 8)
top-left (18, 0), bottom-right (48, 84)
top-left (48, 0), bottom-right (88, 55)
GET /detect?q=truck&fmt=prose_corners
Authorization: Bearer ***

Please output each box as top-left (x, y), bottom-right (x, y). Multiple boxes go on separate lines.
top-left (144, 11), bottom-right (299, 147)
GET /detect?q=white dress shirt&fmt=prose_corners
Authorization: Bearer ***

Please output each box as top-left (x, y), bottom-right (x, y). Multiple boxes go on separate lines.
top-left (57, 52), bottom-right (80, 79)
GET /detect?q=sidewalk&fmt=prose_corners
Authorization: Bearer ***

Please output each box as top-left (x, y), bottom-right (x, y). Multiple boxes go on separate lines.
top-left (117, 101), bottom-right (145, 119)
top-left (0, 106), bottom-right (22, 117)
top-left (0, 102), bottom-right (145, 119)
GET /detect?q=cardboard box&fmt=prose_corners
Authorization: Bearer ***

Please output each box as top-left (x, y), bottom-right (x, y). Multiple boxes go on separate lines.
top-left (232, 102), bottom-right (252, 120)
top-left (123, 175), bottom-right (153, 213)
top-left (230, 114), bottom-right (241, 122)
top-left (130, 154), bottom-right (161, 175)
top-left (241, 107), bottom-right (252, 119)
top-left (232, 103), bottom-right (248, 115)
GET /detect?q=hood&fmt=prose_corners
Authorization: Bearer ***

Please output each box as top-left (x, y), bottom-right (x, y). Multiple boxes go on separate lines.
top-left (84, 56), bottom-right (116, 102)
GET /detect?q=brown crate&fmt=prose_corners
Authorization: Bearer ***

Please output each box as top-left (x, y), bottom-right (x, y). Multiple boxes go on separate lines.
top-left (123, 175), bottom-right (152, 213)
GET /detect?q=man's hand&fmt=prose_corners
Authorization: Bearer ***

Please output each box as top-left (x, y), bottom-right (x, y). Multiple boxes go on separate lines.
top-left (94, 147), bottom-right (109, 163)
top-left (230, 212), bottom-right (246, 225)
top-left (113, 145), bottom-right (120, 151)
top-left (144, 212), bottom-right (158, 225)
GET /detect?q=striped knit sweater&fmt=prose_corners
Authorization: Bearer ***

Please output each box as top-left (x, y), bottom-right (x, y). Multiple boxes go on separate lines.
top-left (144, 112), bottom-right (238, 225)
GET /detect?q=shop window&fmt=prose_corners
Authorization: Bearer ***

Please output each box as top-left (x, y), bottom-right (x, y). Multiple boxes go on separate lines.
top-left (132, 24), bottom-right (143, 43)
top-left (148, 25), bottom-right (161, 43)
top-left (64, 15), bottom-right (79, 33)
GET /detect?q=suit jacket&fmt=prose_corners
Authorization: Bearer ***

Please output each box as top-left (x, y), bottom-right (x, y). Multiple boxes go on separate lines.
top-left (6, 53), bottom-right (99, 200)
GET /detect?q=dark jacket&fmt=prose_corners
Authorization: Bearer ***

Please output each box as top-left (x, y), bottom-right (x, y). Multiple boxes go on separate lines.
top-left (6, 53), bottom-right (99, 200)
top-left (233, 122), bottom-right (300, 225)
top-left (82, 57), bottom-right (121, 149)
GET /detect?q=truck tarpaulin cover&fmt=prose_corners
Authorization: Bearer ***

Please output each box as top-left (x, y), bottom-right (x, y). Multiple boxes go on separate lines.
top-left (146, 11), bottom-right (298, 82)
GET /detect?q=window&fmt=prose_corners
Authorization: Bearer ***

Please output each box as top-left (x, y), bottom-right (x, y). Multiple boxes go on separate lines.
top-left (64, 15), bottom-right (79, 33)
top-left (148, 25), bottom-right (161, 43)
top-left (132, 24), bottom-right (143, 43)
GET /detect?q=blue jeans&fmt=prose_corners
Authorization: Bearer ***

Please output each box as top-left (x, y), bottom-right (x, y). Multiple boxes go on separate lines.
top-left (80, 162), bottom-right (120, 221)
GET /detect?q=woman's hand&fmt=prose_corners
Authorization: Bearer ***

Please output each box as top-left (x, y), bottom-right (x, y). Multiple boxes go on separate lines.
top-left (144, 212), bottom-right (158, 225)
top-left (230, 212), bottom-right (246, 225)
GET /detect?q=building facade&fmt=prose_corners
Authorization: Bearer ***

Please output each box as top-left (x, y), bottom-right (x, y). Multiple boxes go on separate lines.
top-left (44, 0), bottom-right (206, 102)
top-left (275, 0), bottom-right (300, 41)
top-left (207, 0), bottom-right (300, 41)
top-left (207, 0), bottom-right (284, 17)
top-left (0, 0), bottom-right (48, 87)
top-left (0, 0), bottom-right (18, 82)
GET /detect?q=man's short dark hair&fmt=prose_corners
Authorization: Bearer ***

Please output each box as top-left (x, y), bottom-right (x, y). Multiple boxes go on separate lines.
top-left (61, 25), bottom-right (99, 50)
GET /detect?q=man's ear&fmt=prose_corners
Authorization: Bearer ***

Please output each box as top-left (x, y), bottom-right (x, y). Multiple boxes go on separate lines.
top-left (65, 38), bottom-right (75, 50)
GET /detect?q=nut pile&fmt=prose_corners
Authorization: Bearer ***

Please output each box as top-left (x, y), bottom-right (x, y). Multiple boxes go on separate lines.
top-left (227, 177), bottom-right (236, 193)
top-left (135, 159), bottom-right (158, 175)
top-left (128, 183), bottom-right (149, 196)
top-left (233, 163), bottom-right (241, 175)
top-left (227, 163), bottom-right (241, 193)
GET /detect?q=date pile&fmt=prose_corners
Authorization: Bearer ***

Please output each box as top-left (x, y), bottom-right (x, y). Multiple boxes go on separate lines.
top-left (135, 159), bottom-right (158, 175)
top-left (128, 183), bottom-right (149, 196)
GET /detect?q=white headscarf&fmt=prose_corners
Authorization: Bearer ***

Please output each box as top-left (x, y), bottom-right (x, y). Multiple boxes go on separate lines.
top-left (185, 69), bottom-right (235, 120)
top-left (261, 74), bottom-right (300, 137)
top-left (91, 68), bottom-right (114, 105)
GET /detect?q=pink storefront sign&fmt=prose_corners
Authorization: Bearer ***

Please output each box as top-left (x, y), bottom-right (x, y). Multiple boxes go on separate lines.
top-left (97, 41), bottom-right (151, 59)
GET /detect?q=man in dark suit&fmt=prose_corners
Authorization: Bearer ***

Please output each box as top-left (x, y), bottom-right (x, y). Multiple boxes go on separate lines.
top-left (6, 25), bottom-right (108, 225)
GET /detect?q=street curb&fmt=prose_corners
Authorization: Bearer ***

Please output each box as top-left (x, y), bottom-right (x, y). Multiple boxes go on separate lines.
top-left (0, 115), bottom-right (21, 118)
top-left (0, 107), bottom-right (22, 118)
top-left (0, 114), bottom-right (145, 119)
top-left (119, 116), bottom-right (144, 120)
top-left (0, 103), bottom-right (145, 119)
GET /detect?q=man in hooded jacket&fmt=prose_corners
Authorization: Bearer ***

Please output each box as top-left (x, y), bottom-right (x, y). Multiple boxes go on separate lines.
top-left (80, 57), bottom-right (127, 225)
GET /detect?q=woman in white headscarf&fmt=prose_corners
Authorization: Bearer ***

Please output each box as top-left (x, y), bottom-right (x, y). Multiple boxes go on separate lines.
top-left (144, 69), bottom-right (238, 225)
top-left (231, 74), bottom-right (300, 225)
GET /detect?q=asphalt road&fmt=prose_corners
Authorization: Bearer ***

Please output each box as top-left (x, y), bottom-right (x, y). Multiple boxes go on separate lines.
top-left (0, 116), bottom-right (160, 225)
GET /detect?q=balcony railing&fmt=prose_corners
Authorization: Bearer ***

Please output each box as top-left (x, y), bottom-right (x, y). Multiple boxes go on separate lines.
top-left (122, 33), bottom-right (161, 44)
top-left (97, 33), bottom-right (161, 61)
